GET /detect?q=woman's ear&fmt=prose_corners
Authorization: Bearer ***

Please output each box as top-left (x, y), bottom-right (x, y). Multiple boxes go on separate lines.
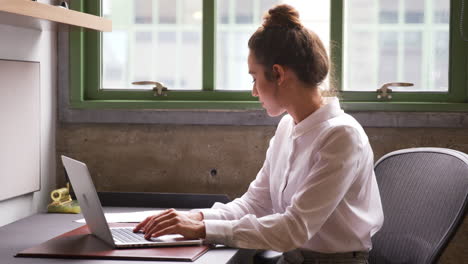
top-left (272, 64), bottom-right (285, 86)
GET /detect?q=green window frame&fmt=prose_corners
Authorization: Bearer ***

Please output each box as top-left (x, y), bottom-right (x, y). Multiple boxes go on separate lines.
top-left (70, 0), bottom-right (259, 110)
top-left (70, 0), bottom-right (468, 111)
top-left (331, 0), bottom-right (468, 111)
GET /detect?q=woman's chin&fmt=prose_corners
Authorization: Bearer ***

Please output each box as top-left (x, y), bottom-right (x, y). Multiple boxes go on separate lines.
top-left (265, 107), bottom-right (285, 117)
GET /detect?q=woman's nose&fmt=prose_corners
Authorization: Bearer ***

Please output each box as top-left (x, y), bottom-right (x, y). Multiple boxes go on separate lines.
top-left (252, 85), bottom-right (258, 97)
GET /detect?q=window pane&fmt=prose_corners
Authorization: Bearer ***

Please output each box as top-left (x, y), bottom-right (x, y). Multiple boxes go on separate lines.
top-left (434, 31), bottom-right (449, 91)
top-left (405, 0), bottom-right (424, 24)
top-left (134, 0), bottom-right (152, 24)
top-left (218, 0), bottom-right (229, 24)
top-left (155, 32), bottom-right (176, 88)
top-left (379, 0), bottom-right (398, 24)
top-left (102, 0), bottom-right (202, 90)
top-left (347, 31), bottom-right (377, 91)
top-left (347, 0), bottom-right (375, 25)
top-left (216, 1), bottom-right (330, 91)
top-left (216, 32), bottom-right (252, 90)
top-left (235, 0), bottom-right (254, 24)
top-left (102, 31), bottom-right (129, 88)
top-left (159, 0), bottom-right (176, 24)
top-left (343, 0), bottom-right (450, 92)
top-left (133, 32), bottom-right (153, 81)
top-left (434, 1), bottom-right (450, 24)
top-left (180, 32), bottom-right (202, 90)
top-left (378, 32), bottom-right (398, 86)
top-left (182, 0), bottom-right (202, 24)
top-left (401, 32), bottom-right (422, 92)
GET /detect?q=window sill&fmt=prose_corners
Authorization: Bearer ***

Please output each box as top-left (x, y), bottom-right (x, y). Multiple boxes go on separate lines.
top-left (60, 100), bottom-right (468, 127)
top-left (69, 100), bottom-right (468, 112)
top-left (342, 101), bottom-right (468, 112)
top-left (69, 100), bottom-right (262, 110)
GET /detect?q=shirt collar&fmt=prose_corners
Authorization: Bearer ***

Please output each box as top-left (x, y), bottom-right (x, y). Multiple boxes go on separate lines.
top-left (290, 97), bottom-right (344, 139)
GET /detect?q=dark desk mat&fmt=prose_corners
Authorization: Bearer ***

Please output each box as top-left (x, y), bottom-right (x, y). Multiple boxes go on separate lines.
top-left (16, 223), bottom-right (209, 262)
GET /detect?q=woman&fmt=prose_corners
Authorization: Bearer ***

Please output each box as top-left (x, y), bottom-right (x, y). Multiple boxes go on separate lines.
top-left (134, 4), bottom-right (383, 264)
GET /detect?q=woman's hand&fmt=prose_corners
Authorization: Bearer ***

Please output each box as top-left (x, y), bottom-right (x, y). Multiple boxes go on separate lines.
top-left (133, 209), bottom-right (205, 240)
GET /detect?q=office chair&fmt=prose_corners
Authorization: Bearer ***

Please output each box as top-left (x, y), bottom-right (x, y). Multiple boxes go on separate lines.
top-left (369, 148), bottom-right (468, 264)
top-left (254, 147), bottom-right (468, 264)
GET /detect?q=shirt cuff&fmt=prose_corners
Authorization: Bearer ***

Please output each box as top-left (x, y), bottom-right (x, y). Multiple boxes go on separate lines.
top-left (203, 219), bottom-right (234, 246)
top-left (191, 208), bottom-right (222, 220)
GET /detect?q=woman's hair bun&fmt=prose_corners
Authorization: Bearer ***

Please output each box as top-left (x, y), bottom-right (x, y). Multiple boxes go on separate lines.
top-left (263, 4), bottom-right (302, 29)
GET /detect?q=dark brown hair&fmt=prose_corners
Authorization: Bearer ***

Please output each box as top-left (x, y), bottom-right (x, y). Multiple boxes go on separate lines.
top-left (248, 4), bottom-right (329, 88)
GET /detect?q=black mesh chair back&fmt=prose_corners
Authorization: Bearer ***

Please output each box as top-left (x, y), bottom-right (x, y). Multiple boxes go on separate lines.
top-left (369, 148), bottom-right (468, 264)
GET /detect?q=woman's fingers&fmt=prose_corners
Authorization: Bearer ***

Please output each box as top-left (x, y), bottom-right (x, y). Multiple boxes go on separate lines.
top-left (144, 218), bottom-right (179, 239)
top-left (134, 209), bottom-right (204, 240)
top-left (133, 215), bottom-right (152, 232)
top-left (150, 225), bottom-right (178, 239)
top-left (133, 209), bottom-right (174, 233)
top-left (143, 210), bottom-right (176, 233)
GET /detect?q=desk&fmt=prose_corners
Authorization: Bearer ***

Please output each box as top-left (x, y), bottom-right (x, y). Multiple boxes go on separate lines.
top-left (0, 207), bottom-right (255, 264)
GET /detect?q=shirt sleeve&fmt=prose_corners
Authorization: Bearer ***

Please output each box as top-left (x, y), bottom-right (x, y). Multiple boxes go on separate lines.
top-left (203, 126), bottom-right (364, 252)
top-left (193, 137), bottom-right (275, 221)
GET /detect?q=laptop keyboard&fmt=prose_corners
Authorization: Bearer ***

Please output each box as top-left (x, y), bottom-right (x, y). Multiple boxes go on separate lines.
top-left (111, 227), bottom-right (150, 243)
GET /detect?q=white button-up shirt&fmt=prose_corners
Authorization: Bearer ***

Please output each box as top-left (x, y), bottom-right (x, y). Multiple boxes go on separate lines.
top-left (197, 97), bottom-right (384, 253)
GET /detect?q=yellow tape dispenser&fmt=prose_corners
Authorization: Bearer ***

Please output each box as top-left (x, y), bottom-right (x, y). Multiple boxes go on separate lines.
top-left (47, 183), bottom-right (81, 214)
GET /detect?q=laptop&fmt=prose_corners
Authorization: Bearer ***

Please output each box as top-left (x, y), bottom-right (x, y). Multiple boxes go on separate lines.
top-left (61, 155), bottom-right (203, 248)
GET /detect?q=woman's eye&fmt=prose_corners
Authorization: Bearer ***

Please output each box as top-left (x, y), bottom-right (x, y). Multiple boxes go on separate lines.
top-left (252, 79), bottom-right (256, 83)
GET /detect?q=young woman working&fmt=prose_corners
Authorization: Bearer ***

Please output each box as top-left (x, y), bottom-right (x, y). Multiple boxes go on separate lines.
top-left (134, 4), bottom-right (384, 264)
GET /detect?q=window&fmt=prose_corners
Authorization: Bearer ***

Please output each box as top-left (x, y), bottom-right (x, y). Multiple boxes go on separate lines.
top-left (102, 0), bottom-right (203, 90)
top-left (216, 0), bottom-right (330, 90)
top-left (101, 0), bottom-right (329, 92)
top-left (70, 0), bottom-right (329, 109)
top-left (331, 0), bottom-right (468, 111)
top-left (343, 0), bottom-right (449, 92)
top-left (70, 0), bottom-right (468, 111)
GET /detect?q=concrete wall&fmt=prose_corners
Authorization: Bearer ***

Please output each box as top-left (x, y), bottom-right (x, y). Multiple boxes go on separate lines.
top-left (57, 124), bottom-right (467, 263)
top-left (0, 8), bottom-right (56, 226)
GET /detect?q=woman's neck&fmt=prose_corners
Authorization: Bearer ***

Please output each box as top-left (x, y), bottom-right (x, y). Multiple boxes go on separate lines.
top-left (286, 86), bottom-right (324, 124)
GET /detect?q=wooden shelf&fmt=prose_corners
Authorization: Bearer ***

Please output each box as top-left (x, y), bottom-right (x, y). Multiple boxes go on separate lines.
top-left (0, 0), bottom-right (111, 32)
